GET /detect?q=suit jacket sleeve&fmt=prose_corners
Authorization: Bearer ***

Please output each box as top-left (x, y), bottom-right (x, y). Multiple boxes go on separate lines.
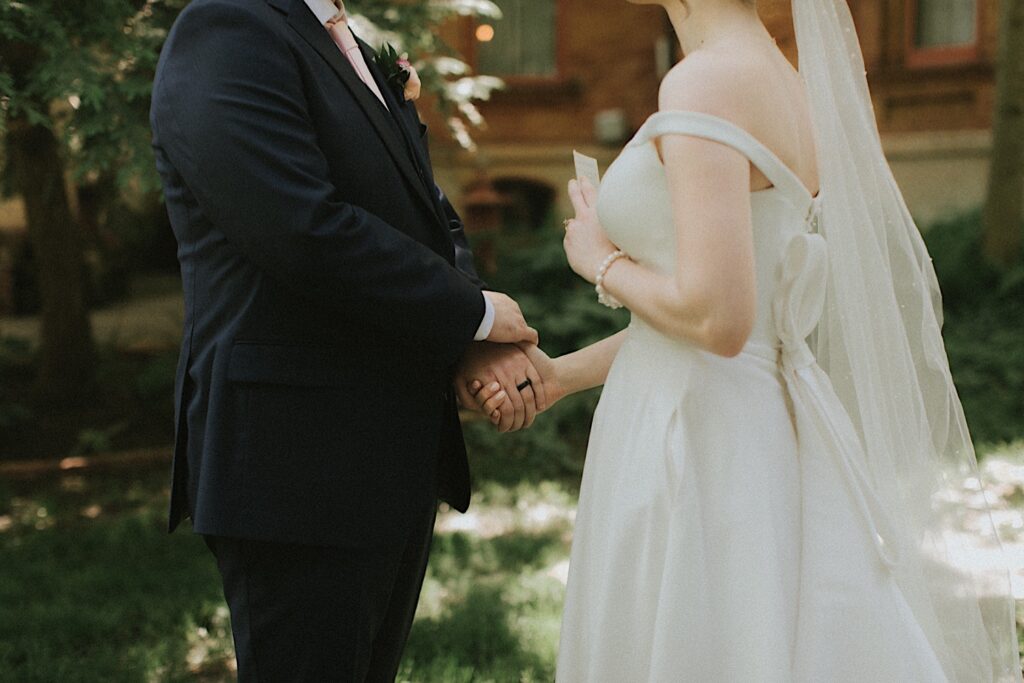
top-left (437, 185), bottom-right (488, 290)
top-left (150, 2), bottom-right (483, 365)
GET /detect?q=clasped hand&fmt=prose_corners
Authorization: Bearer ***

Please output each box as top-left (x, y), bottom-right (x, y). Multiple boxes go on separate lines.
top-left (451, 289), bottom-right (546, 431)
top-left (455, 293), bottom-right (567, 432)
top-left (454, 341), bottom-right (550, 433)
top-left (457, 177), bottom-right (612, 432)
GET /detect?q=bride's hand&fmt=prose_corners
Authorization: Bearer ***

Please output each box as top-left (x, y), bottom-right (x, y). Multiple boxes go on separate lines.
top-left (563, 177), bottom-right (618, 284)
top-left (473, 344), bottom-right (567, 426)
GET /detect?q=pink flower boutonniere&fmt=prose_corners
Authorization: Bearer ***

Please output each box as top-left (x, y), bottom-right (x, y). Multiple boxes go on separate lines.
top-left (373, 43), bottom-right (421, 102)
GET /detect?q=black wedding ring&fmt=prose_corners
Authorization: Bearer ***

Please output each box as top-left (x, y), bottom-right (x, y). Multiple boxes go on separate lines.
top-left (516, 378), bottom-right (533, 393)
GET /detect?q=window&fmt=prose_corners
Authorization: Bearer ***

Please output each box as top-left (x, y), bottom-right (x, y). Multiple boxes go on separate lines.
top-left (915, 0), bottom-right (976, 47)
top-left (906, 0), bottom-right (979, 67)
top-left (475, 0), bottom-right (558, 78)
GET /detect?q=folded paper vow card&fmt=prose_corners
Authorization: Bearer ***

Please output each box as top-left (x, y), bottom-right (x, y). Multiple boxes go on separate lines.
top-left (573, 150), bottom-right (601, 191)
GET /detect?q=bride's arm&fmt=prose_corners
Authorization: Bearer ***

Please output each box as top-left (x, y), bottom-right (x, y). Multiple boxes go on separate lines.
top-left (565, 89), bottom-right (757, 357)
top-left (548, 331), bottom-right (628, 395)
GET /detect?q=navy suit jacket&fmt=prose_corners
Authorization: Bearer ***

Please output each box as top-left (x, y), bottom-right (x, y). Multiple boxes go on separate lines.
top-left (151, 0), bottom-right (487, 547)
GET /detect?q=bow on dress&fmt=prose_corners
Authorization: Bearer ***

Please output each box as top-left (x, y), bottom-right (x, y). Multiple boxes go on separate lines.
top-left (771, 211), bottom-right (902, 571)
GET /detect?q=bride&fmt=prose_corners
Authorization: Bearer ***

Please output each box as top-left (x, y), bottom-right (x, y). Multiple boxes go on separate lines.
top-left (467, 0), bottom-right (1020, 680)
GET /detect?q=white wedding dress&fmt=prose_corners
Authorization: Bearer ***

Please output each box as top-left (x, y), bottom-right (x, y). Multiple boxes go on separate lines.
top-left (556, 112), bottom-right (951, 682)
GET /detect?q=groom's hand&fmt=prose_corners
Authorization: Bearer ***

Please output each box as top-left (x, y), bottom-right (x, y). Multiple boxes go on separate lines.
top-left (484, 292), bottom-right (540, 345)
top-left (474, 344), bottom-right (564, 429)
top-left (454, 342), bottom-right (546, 432)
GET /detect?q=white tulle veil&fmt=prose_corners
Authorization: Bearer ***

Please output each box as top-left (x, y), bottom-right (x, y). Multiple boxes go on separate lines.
top-left (791, 0), bottom-right (1021, 679)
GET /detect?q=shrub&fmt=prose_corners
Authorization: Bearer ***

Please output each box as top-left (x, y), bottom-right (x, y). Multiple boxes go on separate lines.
top-left (135, 352), bottom-right (178, 402)
top-left (923, 212), bottom-right (1024, 446)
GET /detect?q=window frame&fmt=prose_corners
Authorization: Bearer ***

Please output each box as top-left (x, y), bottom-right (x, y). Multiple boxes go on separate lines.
top-left (466, 0), bottom-right (566, 85)
top-left (903, 0), bottom-right (982, 68)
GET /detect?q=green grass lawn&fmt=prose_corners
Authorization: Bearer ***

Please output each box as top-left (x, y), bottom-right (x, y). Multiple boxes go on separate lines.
top-left (0, 467), bottom-right (575, 682)
top-left (4, 443), bottom-right (1024, 682)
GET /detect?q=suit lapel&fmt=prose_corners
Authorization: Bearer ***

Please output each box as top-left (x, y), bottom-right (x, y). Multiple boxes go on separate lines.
top-left (357, 38), bottom-right (447, 226)
top-left (281, 0), bottom-right (441, 223)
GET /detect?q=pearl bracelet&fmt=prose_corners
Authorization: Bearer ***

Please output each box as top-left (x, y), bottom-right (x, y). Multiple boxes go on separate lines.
top-left (595, 250), bottom-right (627, 309)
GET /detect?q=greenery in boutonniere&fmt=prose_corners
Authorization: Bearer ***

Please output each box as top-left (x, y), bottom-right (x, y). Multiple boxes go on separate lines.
top-left (372, 42), bottom-right (421, 102)
top-left (346, 0), bottom-right (504, 148)
top-left (373, 42), bottom-right (411, 93)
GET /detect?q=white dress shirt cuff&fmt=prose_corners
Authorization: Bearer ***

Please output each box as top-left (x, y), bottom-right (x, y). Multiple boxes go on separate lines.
top-left (474, 292), bottom-right (495, 341)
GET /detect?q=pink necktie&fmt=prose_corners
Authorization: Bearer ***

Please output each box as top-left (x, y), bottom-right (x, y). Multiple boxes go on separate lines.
top-left (326, 17), bottom-right (389, 110)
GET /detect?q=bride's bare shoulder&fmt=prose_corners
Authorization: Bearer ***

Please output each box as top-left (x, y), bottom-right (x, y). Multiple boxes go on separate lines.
top-left (658, 50), bottom-right (760, 119)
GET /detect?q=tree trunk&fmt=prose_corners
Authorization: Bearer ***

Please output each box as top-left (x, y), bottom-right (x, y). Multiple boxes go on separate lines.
top-left (7, 119), bottom-right (96, 402)
top-left (983, 0), bottom-right (1024, 268)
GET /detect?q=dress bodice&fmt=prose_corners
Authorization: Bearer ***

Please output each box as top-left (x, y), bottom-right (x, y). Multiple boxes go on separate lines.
top-left (560, 112), bottom-right (957, 683)
top-left (596, 111), bottom-right (820, 350)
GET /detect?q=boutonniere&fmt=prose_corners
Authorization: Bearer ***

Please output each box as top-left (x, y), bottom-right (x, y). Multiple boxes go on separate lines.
top-left (372, 43), bottom-right (421, 102)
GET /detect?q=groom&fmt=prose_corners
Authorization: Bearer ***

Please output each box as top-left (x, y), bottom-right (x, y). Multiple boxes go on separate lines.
top-left (151, 0), bottom-right (544, 679)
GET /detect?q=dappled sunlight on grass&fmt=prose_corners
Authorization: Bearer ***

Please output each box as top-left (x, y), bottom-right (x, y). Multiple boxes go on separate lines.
top-left (399, 581), bottom-right (560, 683)
top-left (436, 480), bottom-right (576, 540)
top-left (177, 604), bottom-right (236, 681)
top-left (4, 452), bottom-right (1020, 680)
top-left (0, 469), bottom-right (231, 681)
top-left (956, 442), bottom-right (1024, 602)
top-left (970, 441), bottom-right (1024, 673)
top-left (400, 481), bottom-right (577, 681)
top-left (0, 468), bottom-right (577, 681)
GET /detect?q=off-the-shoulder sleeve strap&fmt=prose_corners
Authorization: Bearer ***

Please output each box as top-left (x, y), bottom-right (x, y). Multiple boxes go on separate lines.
top-left (632, 110), bottom-right (815, 214)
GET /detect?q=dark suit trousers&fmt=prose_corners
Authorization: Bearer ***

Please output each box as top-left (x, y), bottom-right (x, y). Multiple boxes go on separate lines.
top-left (204, 495), bottom-right (437, 682)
